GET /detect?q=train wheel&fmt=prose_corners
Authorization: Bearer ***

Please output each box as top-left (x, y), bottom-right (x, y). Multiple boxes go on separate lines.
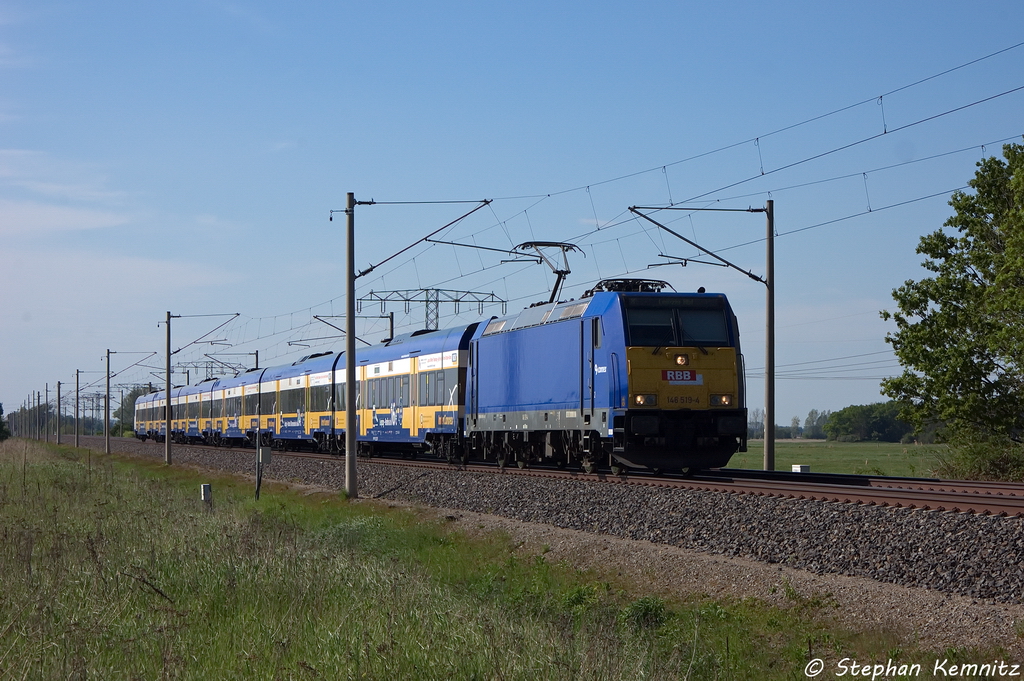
top-left (517, 459), bottom-right (528, 469)
top-left (610, 465), bottom-right (625, 476)
top-left (582, 460), bottom-right (595, 474)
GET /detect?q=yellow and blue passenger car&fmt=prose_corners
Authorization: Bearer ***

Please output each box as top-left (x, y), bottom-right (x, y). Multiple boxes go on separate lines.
top-left (135, 279), bottom-right (747, 472)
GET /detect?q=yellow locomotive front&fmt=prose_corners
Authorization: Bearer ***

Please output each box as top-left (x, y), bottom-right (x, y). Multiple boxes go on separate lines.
top-left (612, 293), bottom-right (747, 471)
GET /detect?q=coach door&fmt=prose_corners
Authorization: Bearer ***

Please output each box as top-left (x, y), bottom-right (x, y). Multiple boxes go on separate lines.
top-left (582, 318), bottom-right (596, 417)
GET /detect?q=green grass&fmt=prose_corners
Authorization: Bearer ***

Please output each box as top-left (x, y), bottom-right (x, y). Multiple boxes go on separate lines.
top-left (729, 440), bottom-right (945, 477)
top-left (0, 439), bottom-right (1001, 679)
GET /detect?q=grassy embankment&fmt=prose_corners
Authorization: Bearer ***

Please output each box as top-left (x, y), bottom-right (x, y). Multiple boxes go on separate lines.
top-left (0, 439), bottom-right (995, 679)
top-left (729, 440), bottom-right (945, 477)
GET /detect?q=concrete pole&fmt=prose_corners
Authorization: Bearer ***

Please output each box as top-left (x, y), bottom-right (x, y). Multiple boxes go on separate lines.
top-left (165, 311), bottom-right (172, 465)
top-left (56, 382), bottom-right (61, 444)
top-left (75, 370), bottom-right (80, 448)
top-left (345, 192), bottom-right (358, 498)
top-left (105, 350), bottom-right (111, 454)
top-left (45, 384), bottom-right (49, 443)
top-left (764, 199), bottom-right (775, 471)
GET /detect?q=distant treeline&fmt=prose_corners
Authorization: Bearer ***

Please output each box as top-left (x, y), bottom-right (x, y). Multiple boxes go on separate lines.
top-left (749, 401), bottom-right (923, 443)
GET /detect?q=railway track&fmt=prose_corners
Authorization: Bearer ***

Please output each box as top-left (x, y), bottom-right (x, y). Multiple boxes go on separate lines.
top-left (88, 436), bottom-right (1024, 517)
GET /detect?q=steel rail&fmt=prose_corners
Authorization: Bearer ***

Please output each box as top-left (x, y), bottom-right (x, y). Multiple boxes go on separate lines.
top-left (96, 437), bottom-right (1024, 517)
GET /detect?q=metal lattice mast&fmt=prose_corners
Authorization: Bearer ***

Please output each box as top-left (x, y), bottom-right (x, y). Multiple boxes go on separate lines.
top-left (358, 289), bottom-right (507, 332)
top-left (425, 289), bottom-right (440, 330)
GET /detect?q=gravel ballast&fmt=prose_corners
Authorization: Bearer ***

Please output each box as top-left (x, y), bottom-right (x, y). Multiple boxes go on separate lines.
top-left (93, 437), bottom-right (1024, 652)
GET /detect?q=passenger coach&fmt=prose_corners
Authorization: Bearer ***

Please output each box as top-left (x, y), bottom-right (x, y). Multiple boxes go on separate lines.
top-left (136, 279), bottom-right (747, 473)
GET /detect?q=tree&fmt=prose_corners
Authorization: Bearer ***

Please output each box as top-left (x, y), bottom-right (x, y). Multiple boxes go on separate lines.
top-left (114, 386), bottom-right (151, 434)
top-left (747, 407), bottom-right (765, 439)
top-left (0, 403), bottom-right (10, 442)
top-left (789, 416), bottom-right (801, 438)
top-left (882, 142), bottom-right (1024, 477)
top-left (802, 409), bottom-right (830, 439)
top-left (823, 402), bottom-right (912, 443)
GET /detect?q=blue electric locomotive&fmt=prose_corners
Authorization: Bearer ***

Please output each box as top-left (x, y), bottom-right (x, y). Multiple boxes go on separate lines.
top-left (465, 279), bottom-right (747, 471)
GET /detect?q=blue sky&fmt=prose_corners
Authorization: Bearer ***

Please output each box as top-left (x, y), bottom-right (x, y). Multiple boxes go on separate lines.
top-left (2, 0), bottom-right (1022, 426)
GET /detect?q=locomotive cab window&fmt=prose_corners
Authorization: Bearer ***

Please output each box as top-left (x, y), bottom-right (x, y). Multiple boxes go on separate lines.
top-left (624, 297), bottom-right (731, 347)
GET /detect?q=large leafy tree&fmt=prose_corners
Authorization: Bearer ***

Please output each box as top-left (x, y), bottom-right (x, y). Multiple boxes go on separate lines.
top-left (882, 142), bottom-right (1024, 476)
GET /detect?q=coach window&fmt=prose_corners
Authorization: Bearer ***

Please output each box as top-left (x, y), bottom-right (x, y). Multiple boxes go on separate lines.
top-left (442, 368), bottom-right (458, 406)
top-left (310, 384), bottom-right (329, 412)
top-left (400, 375), bottom-right (410, 407)
top-left (244, 392), bottom-right (259, 416)
top-left (280, 387), bottom-right (299, 413)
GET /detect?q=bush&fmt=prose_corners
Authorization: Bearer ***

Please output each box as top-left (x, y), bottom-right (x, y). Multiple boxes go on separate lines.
top-left (618, 596), bottom-right (667, 630)
top-left (934, 433), bottom-right (1024, 481)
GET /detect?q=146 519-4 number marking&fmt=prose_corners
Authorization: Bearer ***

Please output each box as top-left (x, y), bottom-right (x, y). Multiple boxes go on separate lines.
top-left (666, 395), bottom-right (700, 405)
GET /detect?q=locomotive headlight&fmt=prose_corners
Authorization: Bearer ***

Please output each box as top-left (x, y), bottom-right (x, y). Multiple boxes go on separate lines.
top-left (710, 394), bottom-right (733, 406)
top-left (633, 394), bottom-right (658, 407)
top-left (674, 354), bottom-right (689, 366)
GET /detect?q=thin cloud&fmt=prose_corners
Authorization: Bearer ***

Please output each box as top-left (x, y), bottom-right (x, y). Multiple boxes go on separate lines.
top-left (0, 42), bottom-right (34, 69)
top-left (0, 198), bottom-right (132, 235)
top-left (0, 149), bottom-right (128, 203)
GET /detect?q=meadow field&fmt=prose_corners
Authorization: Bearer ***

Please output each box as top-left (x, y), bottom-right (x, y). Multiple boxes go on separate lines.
top-left (728, 440), bottom-right (945, 478)
top-left (0, 439), bottom-right (991, 679)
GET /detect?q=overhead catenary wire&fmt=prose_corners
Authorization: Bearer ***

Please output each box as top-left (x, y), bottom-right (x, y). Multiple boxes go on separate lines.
top-left (104, 43), bottom-right (1024, 387)
top-left (485, 40), bottom-right (1024, 203)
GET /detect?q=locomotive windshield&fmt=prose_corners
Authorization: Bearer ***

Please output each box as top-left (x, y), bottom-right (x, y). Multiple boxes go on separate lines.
top-left (624, 296), bottom-right (731, 347)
